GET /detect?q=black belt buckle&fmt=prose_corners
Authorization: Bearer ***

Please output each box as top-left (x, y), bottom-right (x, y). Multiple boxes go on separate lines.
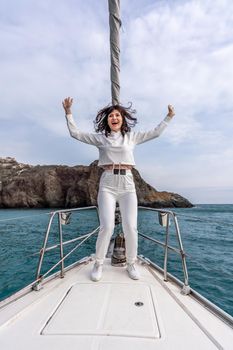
top-left (113, 169), bottom-right (126, 175)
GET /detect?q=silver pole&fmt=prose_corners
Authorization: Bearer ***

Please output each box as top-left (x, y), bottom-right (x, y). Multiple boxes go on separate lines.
top-left (58, 213), bottom-right (65, 278)
top-left (173, 215), bottom-right (189, 287)
top-left (108, 0), bottom-right (121, 105)
top-left (35, 212), bottom-right (56, 280)
top-left (163, 214), bottom-right (170, 281)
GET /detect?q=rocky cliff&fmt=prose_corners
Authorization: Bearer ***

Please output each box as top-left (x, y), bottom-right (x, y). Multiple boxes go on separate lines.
top-left (0, 157), bottom-right (193, 208)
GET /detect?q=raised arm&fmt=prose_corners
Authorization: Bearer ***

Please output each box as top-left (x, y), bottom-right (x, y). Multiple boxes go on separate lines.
top-left (132, 105), bottom-right (175, 145)
top-left (62, 97), bottom-right (101, 146)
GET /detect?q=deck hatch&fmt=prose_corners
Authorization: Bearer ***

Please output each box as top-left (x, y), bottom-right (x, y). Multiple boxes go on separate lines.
top-left (42, 282), bottom-right (160, 339)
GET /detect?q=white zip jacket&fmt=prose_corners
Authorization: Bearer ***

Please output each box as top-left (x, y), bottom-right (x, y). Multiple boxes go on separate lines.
top-left (66, 114), bottom-right (172, 167)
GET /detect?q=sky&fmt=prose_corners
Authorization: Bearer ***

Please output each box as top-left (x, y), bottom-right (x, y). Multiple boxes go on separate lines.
top-left (1, 0), bottom-right (233, 204)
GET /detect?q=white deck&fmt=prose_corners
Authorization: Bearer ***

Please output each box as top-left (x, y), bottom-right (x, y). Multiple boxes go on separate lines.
top-left (0, 258), bottom-right (232, 350)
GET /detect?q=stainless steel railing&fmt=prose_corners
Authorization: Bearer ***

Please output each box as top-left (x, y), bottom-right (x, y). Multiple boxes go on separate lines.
top-left (33, 206), bottom-right (100, 290)
top-left (32, 205), bottom-right (189, 294)
top-left (138, 206), bottom-right (190, 295)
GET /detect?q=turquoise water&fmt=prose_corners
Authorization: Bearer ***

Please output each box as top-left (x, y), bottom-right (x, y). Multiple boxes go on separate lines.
top-left (0, 205), bottom-right (232, 317)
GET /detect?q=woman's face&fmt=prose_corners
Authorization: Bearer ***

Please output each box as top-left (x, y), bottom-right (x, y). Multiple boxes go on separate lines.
top-left (107, 109), bottom-right (123, 132)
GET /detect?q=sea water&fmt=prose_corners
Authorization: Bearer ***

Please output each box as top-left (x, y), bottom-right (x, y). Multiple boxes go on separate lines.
top-left (0, 204), bottom-right (232, 317)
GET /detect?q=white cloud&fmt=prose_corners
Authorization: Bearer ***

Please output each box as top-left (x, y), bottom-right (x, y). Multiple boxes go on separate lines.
top-left (121, 0), bottom-right (233, 126)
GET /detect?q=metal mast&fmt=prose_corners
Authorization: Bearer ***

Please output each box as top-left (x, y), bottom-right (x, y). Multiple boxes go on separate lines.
top-left (108, 0), bottom-right (121, 105)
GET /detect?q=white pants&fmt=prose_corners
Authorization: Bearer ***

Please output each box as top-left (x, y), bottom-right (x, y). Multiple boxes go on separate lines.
top-left (95, 170), bottom-right (138, 264)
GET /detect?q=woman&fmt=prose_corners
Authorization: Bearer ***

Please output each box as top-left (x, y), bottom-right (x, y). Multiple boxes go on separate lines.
top-left (63, 97), bottom-right (175, 281)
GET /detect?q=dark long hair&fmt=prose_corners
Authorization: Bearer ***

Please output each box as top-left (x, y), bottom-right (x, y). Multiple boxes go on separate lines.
top-left (94, 103), bottom-right (137, 137)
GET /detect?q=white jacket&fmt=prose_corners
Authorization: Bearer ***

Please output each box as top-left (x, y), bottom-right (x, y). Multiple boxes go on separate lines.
top-left (66, 114), bottom-right (172, 166)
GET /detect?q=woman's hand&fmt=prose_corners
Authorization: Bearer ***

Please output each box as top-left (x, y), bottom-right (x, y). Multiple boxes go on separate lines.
top-left (167, 104), bottom-right (175, 118)
top-left (62, 97), bottom-right (73, 114)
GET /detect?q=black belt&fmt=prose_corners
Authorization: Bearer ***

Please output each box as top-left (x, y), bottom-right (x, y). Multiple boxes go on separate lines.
top-left (113, 169), bottom-right (126, 175)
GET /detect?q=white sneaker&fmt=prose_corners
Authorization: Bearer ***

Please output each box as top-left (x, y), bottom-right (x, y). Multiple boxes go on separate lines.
top-left (91, 262), bottom-right (103, 282)
top-left (126, 263), bottom-right (140, 280)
